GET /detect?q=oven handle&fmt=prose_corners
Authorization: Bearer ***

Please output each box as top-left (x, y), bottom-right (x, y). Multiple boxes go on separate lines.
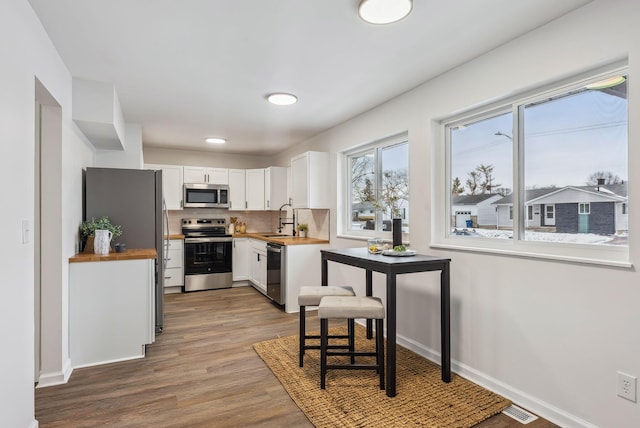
top-left (184, 237), bottom-right (232, 244)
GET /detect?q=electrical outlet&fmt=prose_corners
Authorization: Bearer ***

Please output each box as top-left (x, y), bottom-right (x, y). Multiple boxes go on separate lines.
top-left (617, 372), bottom-right (637, 402)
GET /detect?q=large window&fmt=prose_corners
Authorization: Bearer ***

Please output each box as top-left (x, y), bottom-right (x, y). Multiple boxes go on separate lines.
top-left (346, 134), bottom-right (409, 235)
top-left (444, 67), bottom-right (628, 261)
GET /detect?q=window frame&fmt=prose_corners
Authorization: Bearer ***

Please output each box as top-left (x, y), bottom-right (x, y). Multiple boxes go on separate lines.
top-left (340, 132), bottom-right (409, 240)
top-left (434, 63), bottom-right (630, 268)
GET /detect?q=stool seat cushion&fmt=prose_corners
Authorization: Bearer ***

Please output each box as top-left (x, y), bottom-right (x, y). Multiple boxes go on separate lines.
top-left (298, 286), bottom-right (355, 306)
top-left (319, 296), bottom-right (385, 320)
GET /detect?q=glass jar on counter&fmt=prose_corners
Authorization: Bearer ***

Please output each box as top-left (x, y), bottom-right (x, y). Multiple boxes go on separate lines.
top-left (368, 238), bottom-right (384, 254)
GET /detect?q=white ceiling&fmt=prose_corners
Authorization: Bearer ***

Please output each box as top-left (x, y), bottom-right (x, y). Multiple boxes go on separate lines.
top-left (28, 0), bottom-right (591, 155)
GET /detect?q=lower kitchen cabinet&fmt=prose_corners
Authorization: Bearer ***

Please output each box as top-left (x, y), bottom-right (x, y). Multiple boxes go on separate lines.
top-left (283, 244), bottom-right (329, 313)
top-left (164, 239), bottom-right (184, 293)
top-left (69, 257), bottom-right (155, 368)
top-left (249, 239), bottom-right (267, 294)
top-left (232, 238), bottom-right (249, 281)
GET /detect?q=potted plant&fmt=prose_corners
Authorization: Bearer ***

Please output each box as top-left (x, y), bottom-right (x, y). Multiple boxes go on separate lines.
top-left (79, 216), bottom-right (123, 253)
top-left (297, 223), bottom-right (308, 238)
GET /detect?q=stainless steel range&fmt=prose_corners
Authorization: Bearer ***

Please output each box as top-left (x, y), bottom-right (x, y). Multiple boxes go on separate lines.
top-left (182, 218), bottom-right (232, 292)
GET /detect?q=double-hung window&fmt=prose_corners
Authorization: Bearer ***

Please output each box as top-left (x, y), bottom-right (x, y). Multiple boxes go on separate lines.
top-left (442, 66), bottom-right (628, 265)
top-left (344, 133), bottom-right (409, 236)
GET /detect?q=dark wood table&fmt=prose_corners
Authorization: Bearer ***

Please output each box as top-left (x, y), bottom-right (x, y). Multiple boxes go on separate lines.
top-left (321, 247), bottom-right (451, 397)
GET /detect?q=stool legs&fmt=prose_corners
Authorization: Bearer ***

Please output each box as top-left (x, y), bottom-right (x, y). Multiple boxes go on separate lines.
top-left (320, 319), bottom-right (385, 390)
top-left (299, 306), bottom-right (306, 367)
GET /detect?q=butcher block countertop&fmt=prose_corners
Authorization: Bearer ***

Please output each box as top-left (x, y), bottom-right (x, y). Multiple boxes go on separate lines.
top-left (233, 232), bottom-right (329, 246)
top-left (165, 234), bottom-right (185, 240)
top-left (69, 248), bottom-right (157, 263)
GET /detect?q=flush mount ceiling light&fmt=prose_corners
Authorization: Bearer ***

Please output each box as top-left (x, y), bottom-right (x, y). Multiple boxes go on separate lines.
top-left (266, 92), bottom-right (298, 106)
top-left (205, 137), bottom-right (226, 144)
top-left (358, 0), bottom-right (412, 24)
top-left (585, 75), bottom-right (626, 90)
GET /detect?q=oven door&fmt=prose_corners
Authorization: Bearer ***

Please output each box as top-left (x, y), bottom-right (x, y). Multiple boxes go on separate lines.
top-left (184, 237), bottom-right (232, 275)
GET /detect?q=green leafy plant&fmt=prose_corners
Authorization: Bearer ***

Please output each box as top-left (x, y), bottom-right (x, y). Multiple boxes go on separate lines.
top-left (79, 216), bottom-right (122, 239)
top-left (297, 223), bottom-right (308, 232)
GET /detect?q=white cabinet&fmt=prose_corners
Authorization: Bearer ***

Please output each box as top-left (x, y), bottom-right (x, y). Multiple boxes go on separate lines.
top-left (290, 151), bottom-right (330, 209)
top-left (245, 168), bottom-right (265, 210)
top-left (164, 239), bottom-right (183, 293)
top-left (232, 238), bottom-right (250, 281)
top-left (145, 164), bottom-right (183, 210)
top-left (265, 166), bottom-right (288, 210)
top-left (183, 166), bottom-right (228, 184)
top-left (249, 239), bottom-right (267, 293)
top-left (70, 258), bottom-right (155, 368)
top-left (228, 169), bottom-right (246, 210)
top-left (283, 243), bottom-right (330, 313)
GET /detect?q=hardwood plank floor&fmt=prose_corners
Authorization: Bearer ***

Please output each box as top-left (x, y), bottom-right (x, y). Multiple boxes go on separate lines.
top-left (36, 286), bottom-right (556, 427)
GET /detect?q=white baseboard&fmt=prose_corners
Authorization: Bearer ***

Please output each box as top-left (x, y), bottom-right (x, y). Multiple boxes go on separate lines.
top-left (36, 358), bottom-right (72, 388)
top-left (29, 419), bottom-right (39, 428)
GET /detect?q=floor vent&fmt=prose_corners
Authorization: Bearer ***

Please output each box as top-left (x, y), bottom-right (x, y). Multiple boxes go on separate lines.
top-left (502, 404), bottom-right (539, 424)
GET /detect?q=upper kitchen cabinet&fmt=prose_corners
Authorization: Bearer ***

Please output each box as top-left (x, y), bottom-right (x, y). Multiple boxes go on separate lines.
top-left (183, 167), bottom-right (229, 185)
top-left (228, 169), bottom-right (246, 210)
top-left (264, 167), bottom-right (287, 210)
top-left (245, 169), bottom-right (265, 210)
top-left (290, 151), bottom-right (330, 209)
top-left (145, 164), bottom-right (183, 210)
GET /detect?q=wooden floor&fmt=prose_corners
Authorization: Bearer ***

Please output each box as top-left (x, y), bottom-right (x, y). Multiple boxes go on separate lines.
top-left (36, 286), bottom-right (556, 427)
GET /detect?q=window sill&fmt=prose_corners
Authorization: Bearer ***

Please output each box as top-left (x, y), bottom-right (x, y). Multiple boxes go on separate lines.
top-left (430, 241), bottom-right (632, 269)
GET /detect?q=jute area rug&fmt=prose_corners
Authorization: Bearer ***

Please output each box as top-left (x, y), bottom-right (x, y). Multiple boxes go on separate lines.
top-left (253, 326), bottom-right (510, 428)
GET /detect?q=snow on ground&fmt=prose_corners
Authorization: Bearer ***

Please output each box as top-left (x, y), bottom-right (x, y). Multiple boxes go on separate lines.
top-left (453, 228), bottom-right (628, 246)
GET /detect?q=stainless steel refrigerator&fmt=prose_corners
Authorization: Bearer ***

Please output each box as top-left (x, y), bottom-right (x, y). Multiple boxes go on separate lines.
top-left (84, 167), bottom-right (167, 333)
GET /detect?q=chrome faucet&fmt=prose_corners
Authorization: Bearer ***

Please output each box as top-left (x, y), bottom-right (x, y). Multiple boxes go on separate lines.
top-left (278, 203), bottom-right (296, 236)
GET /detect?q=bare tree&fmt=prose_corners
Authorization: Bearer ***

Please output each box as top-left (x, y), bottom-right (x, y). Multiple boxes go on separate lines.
top-left (466, 170), bottom-right (480, 195)
top-left (476, 164), bottom-right (500, 194)
top-left (377, 169), bottom-right (408, 218)
top-left (351, 155), bottom-right (375, 203)
top-left (587, 171), bottom-right (622, 186)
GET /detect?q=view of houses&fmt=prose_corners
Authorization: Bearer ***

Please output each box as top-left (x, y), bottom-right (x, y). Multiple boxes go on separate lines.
top-left (452, 183), bottom-right (628, 244)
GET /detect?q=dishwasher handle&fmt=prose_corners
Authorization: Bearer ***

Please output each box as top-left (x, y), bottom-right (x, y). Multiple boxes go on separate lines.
top-left (267, 243), bottom-right (282, 253)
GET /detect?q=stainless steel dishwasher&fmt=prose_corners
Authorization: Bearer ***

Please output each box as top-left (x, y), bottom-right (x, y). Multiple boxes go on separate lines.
top-left (266, 242), bottom-right (285, 305)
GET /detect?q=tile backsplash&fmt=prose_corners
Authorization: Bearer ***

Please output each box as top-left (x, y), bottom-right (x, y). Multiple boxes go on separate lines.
top-left (167, 208), bottom-right (330, 240)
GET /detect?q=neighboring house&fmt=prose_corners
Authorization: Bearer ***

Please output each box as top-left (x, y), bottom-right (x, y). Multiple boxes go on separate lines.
top-left (451, 194), bottom-right (503, 227)
top-left (493, 184), bottom-right (628, 234)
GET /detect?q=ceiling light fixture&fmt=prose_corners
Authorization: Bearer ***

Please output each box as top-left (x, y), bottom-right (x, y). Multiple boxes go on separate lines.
top-left (266, 92), bottom-right (298, 106)
top-left (584, 75), bottom-right (626, 90)
top-left (358, 0), bottom-right (412, 24)
top-left (205, 137), bottom-right (226, 144)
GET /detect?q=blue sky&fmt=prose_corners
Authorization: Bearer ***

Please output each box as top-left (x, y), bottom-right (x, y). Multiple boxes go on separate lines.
top-left (451, 87), bottom-right (628, 191)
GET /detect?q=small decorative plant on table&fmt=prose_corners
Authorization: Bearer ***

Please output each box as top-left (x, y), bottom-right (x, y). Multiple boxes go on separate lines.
top-left (79, 216), bottom-right (123, 253)
top-left (297, 223), bottom-right (308, 238)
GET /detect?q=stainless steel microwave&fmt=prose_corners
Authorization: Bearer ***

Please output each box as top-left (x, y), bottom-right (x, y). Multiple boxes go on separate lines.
top-left (183, 183), bottom-right (230, 208)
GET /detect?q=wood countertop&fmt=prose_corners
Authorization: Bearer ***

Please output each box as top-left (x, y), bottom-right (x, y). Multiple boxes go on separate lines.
top-left (232, 232), bottom-right (329, 246)
top-left (69, 248), bottom-right (157, 263)
top-left (165, 234), bottom-right (185, 240)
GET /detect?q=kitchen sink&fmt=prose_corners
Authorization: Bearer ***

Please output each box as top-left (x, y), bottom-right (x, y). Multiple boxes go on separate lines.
top-left (261, 234), bottom-right (295, 238)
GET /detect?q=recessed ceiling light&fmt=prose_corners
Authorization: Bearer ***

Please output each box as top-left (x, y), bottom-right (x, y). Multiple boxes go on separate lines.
top-left (266, 93), bottom-right (298, 106)
top-left (205, 137), bottom-right (226, 144)
top-left (585, 75), bottom-right (626, 90)
top-left (358, 0), bottom-right (412, 25)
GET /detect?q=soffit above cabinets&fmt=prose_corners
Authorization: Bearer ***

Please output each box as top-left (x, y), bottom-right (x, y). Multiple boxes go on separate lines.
top-left (72, 78), bottom-right (125, 150)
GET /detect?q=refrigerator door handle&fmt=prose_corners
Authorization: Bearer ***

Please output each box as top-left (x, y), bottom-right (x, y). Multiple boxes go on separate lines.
top-left (163, 198), bottom-right (170, 274)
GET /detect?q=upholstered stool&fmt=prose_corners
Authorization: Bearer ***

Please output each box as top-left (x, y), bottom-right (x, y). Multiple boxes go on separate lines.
top-left (298, 286), bottom-right (356, 367)
top-left (318, 296), bottom-right (385, 390)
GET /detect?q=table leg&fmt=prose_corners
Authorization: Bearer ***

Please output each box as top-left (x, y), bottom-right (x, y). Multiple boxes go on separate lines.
top-left (386, 273), bottom-right (397, 397)
top-left (441, 263), bottom-right (451, 382)
top-left (366, 270), bottom-right (373, 339)
top-left (321, 256), bottom-right (327, 286)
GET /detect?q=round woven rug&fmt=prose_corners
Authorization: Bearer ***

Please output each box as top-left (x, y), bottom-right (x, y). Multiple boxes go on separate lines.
top-left (253, 326), bottom-right (510, 428)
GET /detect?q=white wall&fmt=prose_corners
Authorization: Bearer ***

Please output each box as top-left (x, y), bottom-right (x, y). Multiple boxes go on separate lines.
top-left (96, 123), bottom-right (144, 169)
top-left (144, 146), bottom-right (273, 169)
top-left (0, 0), bottom-right (95, 426)
top-left (272, 1), bottom-right (639, 426)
